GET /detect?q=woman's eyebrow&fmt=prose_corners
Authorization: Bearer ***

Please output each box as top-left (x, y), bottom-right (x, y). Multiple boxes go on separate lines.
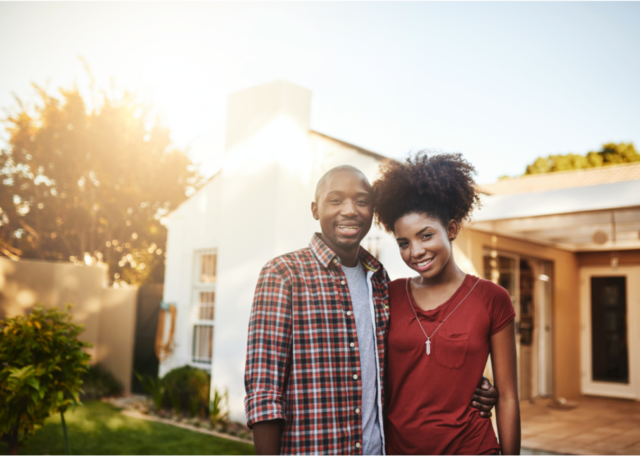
top-left (415, 225), bottom-right (433, 236)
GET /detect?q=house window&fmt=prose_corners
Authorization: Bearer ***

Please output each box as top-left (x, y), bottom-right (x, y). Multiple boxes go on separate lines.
top-left (192, 250), bottom-right (217, 365)
top-left (192, 325), bottom-right (214, 364)
top-left (199, 291), bottom-right (215, 320)
top-left (363, 235), bottom-right (381, 259)
top-left (200, 252), bottom-right (217, 283)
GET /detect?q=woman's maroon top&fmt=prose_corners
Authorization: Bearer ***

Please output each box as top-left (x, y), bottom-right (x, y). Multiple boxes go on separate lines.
top-left (385, 275), bottom-right (515, 455)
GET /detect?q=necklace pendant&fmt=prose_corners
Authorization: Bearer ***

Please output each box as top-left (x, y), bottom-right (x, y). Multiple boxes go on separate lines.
top-left (426, 339), bottom-right (431, 355)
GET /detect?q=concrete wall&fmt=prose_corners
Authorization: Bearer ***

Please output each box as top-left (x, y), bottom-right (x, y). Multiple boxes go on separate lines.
top-left (458, 228), bottom-right (581, 400)
top-left (98, 287), bottom-right (138, 392)
top-left (0, 257), bottom-right (138, 393)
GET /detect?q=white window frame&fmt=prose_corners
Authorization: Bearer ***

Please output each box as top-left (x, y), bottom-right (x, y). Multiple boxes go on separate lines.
top-left (191, 249), bottom-right (217, 366)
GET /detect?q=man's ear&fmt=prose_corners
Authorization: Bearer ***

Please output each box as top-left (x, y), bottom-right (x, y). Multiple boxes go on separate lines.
top-left (311, 201), bottom-right (319, 220)
top-left (447, 219), bottom-right (460, 241)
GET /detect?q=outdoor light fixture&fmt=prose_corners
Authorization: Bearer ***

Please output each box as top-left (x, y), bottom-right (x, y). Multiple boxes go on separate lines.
top-left (592, 230), bottom-right (608, 245)
top-left (538, 274), bottom-right (550, 282)
top-left (611, 252), bottom-right (619, 270)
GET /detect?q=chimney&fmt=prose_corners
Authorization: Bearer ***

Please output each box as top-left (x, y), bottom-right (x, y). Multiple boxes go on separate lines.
top-left (225, 80), bottom-right (312, 153)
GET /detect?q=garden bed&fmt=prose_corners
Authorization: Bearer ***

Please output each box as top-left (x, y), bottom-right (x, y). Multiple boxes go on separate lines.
top-left (103, 395), bottom-right (254, 443)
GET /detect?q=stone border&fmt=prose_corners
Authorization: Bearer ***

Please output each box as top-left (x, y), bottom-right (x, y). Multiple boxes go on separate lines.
top-left (121, 409), bottom-right (254, 445)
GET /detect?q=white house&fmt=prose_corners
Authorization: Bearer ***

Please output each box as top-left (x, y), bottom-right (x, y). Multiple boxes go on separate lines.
top-left (159, 80), bottom-right (416, 421)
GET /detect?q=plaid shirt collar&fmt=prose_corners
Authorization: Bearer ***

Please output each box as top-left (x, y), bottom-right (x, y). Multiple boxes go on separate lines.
top-left (309, 232), bottom-right (382, 274)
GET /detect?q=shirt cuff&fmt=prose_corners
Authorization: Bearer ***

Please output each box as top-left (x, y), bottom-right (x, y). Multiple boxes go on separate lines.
top-left (245, 391), bottom-right (286, 428)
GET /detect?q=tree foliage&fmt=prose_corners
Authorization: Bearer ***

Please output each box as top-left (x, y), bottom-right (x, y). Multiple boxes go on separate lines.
top-left (0, 82), bottom-right (203, 284)
top-left (0, 306), bottom-right (91, 454)
top-left (524, 142), bottom-right (640, 175)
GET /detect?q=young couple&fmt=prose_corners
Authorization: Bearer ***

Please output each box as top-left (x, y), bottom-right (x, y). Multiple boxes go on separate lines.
top-left (245, 153), bottom-right (520, 455)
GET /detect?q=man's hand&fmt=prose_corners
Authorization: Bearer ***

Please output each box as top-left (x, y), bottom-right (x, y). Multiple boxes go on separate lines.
top-left (471, 376), bottom-right (499, 418)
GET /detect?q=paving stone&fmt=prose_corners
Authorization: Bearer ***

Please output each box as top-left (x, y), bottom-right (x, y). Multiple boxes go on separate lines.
top-left (520, 397), bottom-right (640, 455)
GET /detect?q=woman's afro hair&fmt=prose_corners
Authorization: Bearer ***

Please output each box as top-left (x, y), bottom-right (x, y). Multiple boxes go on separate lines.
top-left (372, 152), bottom-right (481, 233)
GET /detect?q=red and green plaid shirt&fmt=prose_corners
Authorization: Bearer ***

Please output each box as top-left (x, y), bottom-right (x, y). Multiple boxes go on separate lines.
top-left (245, 233), bottom-right (390, 455)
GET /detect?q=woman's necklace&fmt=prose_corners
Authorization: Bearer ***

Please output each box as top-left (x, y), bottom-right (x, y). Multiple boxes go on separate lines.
top-left (405, 276), bottom-right (480, 355)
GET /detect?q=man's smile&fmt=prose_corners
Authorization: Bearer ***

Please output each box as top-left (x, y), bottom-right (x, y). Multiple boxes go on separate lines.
top-left (336, 224), bottom-right (362, 236)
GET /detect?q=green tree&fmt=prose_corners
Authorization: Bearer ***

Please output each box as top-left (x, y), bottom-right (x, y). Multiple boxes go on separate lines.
top-left (524, 142), bottom-right (640, 175)
top-left (0, 306), bottom-right (91, 454)
top-left (0, 81), bottom-right (203, 284)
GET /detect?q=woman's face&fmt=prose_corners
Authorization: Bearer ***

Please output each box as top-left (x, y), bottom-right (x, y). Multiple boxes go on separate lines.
top-left (393, 212), bottom-right (457, 279)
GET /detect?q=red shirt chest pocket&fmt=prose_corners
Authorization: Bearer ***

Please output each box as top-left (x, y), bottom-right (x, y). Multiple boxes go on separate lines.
top-left (433, 330), bottom-right (469, 369)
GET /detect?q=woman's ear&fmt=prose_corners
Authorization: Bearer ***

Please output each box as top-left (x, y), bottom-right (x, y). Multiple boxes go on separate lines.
top-left (447, 219), bottom-right (460, 242)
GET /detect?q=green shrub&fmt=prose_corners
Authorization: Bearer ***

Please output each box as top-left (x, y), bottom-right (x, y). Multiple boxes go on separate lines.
top-left (162, 366), bottom-right (210, 417)
top-left (81, 364), bottom-right (124, 400)
top-left (0, 305), bottom-right (91, 454)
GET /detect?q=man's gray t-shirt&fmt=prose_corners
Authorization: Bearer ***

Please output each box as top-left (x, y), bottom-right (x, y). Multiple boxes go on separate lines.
top-left (342, 262), bottom-right (382, 455)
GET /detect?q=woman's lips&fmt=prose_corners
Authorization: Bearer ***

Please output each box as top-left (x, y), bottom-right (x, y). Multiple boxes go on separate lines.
top-left (414, 257), bottom-right (435, 272)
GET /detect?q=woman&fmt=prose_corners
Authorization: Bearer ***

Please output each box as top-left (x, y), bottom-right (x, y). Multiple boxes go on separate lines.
top-left (373, 152), bottom-right (520, 455)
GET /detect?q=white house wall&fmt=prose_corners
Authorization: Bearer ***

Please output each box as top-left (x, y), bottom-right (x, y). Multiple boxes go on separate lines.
top-left (160, 176), bottom-right (223, 376)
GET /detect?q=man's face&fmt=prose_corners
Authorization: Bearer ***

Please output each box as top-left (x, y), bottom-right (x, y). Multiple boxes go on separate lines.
top-left (311, 169), bottom-right (373, 255)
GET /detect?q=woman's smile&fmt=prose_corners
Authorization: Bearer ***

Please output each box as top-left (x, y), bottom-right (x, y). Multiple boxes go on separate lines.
top-left (413, 256), bottom-right (435, 271)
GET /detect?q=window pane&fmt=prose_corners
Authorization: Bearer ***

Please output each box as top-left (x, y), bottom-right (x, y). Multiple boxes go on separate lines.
top-left (483, 253), bottom-right (516, 298)
top-left (199, 291), bottom-right (215, 320)
top-left (192, 325), bottom-right (214, 364)
top-left (591, 276), bottom-right (628, 384)
top-left (200, 253), bottom-right (217, 283)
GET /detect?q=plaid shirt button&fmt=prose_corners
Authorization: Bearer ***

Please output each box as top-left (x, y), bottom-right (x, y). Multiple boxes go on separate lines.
top-left (350, 342), bottom-right (355, 348)
top-left (356, 443), bottom-right (361, 449)
top-left (355, 408), bottom-right (360, 414)
top-left (341, 280), bottom-right (346, 285)
top-left (353, 374), bottom-right (358, 380)
top-left (346, 311), bottom-right (352, 316)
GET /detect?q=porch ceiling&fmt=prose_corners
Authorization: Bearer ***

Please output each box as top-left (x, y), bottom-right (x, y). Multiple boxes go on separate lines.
top-left (471, 181), bottom-right (640, 252)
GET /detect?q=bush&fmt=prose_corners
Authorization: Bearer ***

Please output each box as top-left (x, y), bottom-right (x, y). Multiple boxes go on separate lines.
top-left (81, 364), bottom-right (123, 400)
top-left (0, 305), bottom-right (91, 454)
top-left (161, 366), bottom-right (210, 418)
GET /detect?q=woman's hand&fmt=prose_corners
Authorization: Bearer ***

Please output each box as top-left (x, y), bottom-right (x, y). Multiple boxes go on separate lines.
top-left (471, 376), bottom-right (499, 418)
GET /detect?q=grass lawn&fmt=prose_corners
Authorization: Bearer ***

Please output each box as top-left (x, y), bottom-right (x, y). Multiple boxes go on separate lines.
top-left (0, 401), bottom-right (255, 455)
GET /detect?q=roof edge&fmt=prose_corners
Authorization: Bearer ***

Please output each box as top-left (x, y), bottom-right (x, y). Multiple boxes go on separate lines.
top-left (310, 130), bottom-right (390, 162)
top-left (162, 170), bottom-right (222, 221)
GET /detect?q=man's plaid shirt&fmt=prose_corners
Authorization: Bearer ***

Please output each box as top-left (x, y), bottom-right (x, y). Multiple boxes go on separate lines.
top-left (245, 233), bottom-right (390, 455)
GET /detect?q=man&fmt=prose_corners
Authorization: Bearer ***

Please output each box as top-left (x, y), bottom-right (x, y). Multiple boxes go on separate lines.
top-left (245, 165), bottom-right (497, 455)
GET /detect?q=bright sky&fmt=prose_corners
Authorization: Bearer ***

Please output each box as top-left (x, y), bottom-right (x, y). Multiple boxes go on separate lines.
top-left (1, 2), bottom-right (639, 184)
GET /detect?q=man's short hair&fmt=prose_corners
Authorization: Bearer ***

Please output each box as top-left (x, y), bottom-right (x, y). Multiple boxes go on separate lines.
top-left (315, 165), bottom-right (372, 202)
